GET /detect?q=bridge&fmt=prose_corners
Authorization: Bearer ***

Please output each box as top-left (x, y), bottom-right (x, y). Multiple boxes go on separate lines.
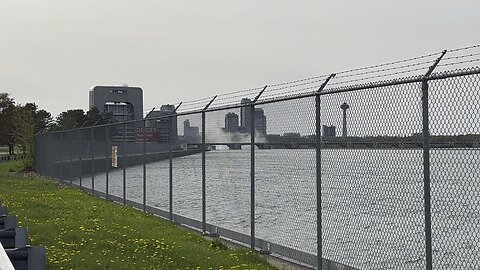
top-left (187, 141), bottom-right (480, 150)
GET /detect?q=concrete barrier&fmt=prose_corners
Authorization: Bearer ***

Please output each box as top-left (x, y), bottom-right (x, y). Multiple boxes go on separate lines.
top-left (0, 216), bottom-right (18, 230)
top-left (0, 242), bottom-right (15, 270)
top-left (0, 204), bottom-right (46, 270)
top-left (5, 246), bottom-right (46, 270)
top-left (0, 228), bottom-right (29, 249)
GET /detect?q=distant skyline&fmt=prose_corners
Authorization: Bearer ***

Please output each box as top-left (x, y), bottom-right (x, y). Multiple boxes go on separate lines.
top-left (1, 0), bottom-right (479, 118)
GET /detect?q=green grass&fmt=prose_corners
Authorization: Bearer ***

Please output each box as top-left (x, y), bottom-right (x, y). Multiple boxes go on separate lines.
top-left (0, 161), bottom-right (277, 270)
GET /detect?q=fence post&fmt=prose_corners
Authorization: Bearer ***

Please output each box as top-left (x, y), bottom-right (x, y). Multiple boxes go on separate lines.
top-left (421, 78), bottom-right (434, 270)
top-left (201, 96), bottom-right (217, 234)
top-left (42, 133), bottom-right (46, 176)
top-left (33, 133), bottom-right (38, 173)
top-left (143, 119), bottom-right (147, 212)
top-left (422, 50), bottom-right (445, 270)
top-left (105, 124), bottom-right (110, 200)
top-left (69, 131), bottom-right (73, 184)
top-left (202, 111), bottom-right (207, 233)
top-left (250, 86), bottom-right (267, 251)
top-left (315, 74), bottom-right (335, 269)
top-left (170, 103), bottom-right (182, 222)
top-left (315, 95), bottom-right (322, 269)
top-left (249, 103), bottom-right (256, 250)
top-left (169, 116), bottom-right (174, 222)
top-left (91, 126), bottom-right (95, 195)
top-left (34, 134), bottom-right (39, 174)
top-left (78, 130), bottom-right (82, 188)
top-left (59, 131), bottom-right (64, 180)
top-left (123, 122), bottom-right (127, 205)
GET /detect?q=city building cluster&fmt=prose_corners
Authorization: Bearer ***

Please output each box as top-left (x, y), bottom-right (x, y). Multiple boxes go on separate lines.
top-left (89, 85), bottom-right (346, 146)
top-left (224, 98), bottom-right (267, 135)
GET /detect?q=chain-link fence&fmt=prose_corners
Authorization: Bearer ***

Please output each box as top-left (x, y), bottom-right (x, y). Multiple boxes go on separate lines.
top-left (34, 47), bottom-right (480, 270)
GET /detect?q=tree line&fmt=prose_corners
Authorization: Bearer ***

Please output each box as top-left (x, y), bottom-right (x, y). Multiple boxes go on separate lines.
top-left (0, 92), bottom-right (111, 157)
top-left (0, 93), bottom-right (52, 155)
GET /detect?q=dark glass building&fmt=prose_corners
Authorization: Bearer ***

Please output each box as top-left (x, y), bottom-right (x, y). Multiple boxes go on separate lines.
top-left (225, 113), bottom-right (239, 133)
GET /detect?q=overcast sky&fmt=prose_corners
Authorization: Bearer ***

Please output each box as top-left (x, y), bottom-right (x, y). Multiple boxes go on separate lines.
top-left (1, 0), bottom-right (479, 118)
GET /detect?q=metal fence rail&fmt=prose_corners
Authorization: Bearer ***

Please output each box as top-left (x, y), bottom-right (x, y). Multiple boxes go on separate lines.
top-left (0, 155), bottom-right (28, 163)
top-left (34, 46), bottom-right (480, 269)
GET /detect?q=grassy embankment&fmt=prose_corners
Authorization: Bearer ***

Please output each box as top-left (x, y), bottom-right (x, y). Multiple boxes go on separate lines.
top-left (0, 161), bottom-right (277, 270)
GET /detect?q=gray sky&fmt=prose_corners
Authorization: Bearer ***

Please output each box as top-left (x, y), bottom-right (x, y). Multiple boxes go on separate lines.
top-left (1, 0), bottom-right (479, 118)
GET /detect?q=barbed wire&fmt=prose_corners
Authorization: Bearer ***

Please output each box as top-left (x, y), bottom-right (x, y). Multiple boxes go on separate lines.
top-left (164, 44), bottom-right (479, 111)
top-left (263, 51), bottom-right (441, 89)
top-left (447, 44), bottom-right (480, 52)
top-left (228, 55), bottom-right (440, 99)
top-left (167, 50), bottom-right (448, 107)
top-left (176, 103), bottom-right (205, 111)
top-left (438, 58), bottom-right (480, 67)
top-left (268, 74), bottom-right (330, 88)
top-left (170, 86), bottom-right (264, 108)
top-left (205, 100), bottom-right (241, 109)
top-left (261, 85), bottom-right (319, 100)
top-left (329, 65), bottom-right (431, 86)
top-left (207, 92), bottom-right (257, 105)
top-left (335, 60), bottom-right (434, 79)
top-left (216, 86), bottom-right (265, 98)
top-left (142, 107), bottom-right (155, 112)
top-left (335, 52), bottom-right (441, 75)
top-left (265, 78), bottom-right (329, 94)
top-left (178, 97), bottom-right (216, 107)
top-left (442, 52), bottom-right (480, 61)
top-left (180, 95), bottom-right (216, 105)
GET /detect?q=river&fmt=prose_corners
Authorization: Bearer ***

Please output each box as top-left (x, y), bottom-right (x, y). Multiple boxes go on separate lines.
top-left (74, 148), bottom-right (480, 270)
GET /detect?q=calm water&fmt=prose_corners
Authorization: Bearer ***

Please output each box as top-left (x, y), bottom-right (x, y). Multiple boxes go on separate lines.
top-left (76, 149), bottom-right (480, 270)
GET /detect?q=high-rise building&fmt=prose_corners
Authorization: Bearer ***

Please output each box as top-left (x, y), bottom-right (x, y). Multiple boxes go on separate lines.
top-left (225, 113), bottom-right (239, 133)
top-left (240, 98), bottom-right (252, 131)
top-left (89, 86), bottom-right (143, 121)
top-left (89, 86), bottom-right (143, 142)
top-left (254, 108), bottom-right (267, 135)
top-left (239, 98), bottom-right (267, 134)
top-left (184, 119), bottom-right (201, 143)
top-left (145, 104), bottom-right (178, 144)
top-left (322, 125), bottom-right (336, 137)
